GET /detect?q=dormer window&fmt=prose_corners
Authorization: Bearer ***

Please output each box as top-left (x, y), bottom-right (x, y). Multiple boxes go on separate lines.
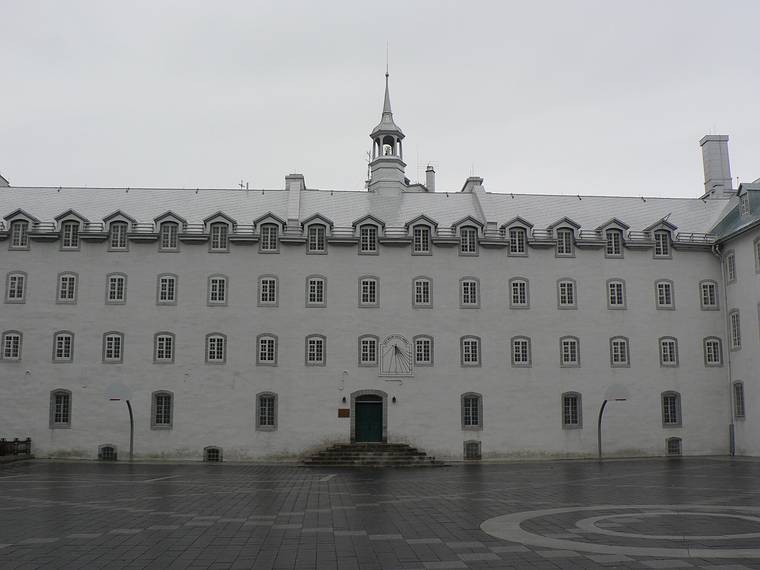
top-left (556, 228), bottom-right (574, 257)
top-left (209, 222), bottom-right (229, 252)
top-left (413, 225), bottom-right (431, 254)
top-left (739, 193), bottom-right (750, 217)
top-left (159, 222), bottom-right (179, 251)
top-left (109, 222), bottom-right (128, 251)
top-left (307, 225), bottom-right (326, 253)
top-left (508, 227), bottom-right (527, 256)
top-left (61, 221), bottom-right (80, 250)
top-left (359, 225), bottom-right (377, 254)
top-left (10, 220), bottom-right (29, 249)
top-left (460, 227), bottom-right (478, 255)
top-left (654, 230), bottom-right (670, 258)
top-left (260, 224), bottom-right (278, 252)
top-left (605, 229), bottom-right (623, 257)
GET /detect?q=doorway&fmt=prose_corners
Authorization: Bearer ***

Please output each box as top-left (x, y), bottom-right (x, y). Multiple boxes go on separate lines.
top-left (353, 394), bottom-right (384, 443)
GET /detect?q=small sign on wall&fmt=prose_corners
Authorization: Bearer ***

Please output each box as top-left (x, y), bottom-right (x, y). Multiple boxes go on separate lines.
top-left (338, 408), bottom-right (350, 418)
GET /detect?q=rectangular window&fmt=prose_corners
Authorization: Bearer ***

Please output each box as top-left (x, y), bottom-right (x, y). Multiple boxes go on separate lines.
top-left (10, 221), bottom-right (29, 249)
top-left (512, 338), bottom-right (530, 366)
top-left (360, 225), bottom-right (377, 253)
top-left (413, 226), bottom-right (430, 254)
top-left (656, 282), bottom-right (674, 308)
top-left (258, 396), bottom-right (276, 427)
top-left (700, 282), bottom-right (717, 309)
top-left (6, 273), bottom-right (25, 302)
top-left (155, 335), bottom-right (174, 362)
top-left (462, 396), bottom-right (480, 427)
top-left (726, 254), bottom-right (737, 282)
top-left (110, 222), bottom-right (128, 250)
top-left (306, 337), bottom-right (324, 365)
top-left (107, 275), bottom-right (126, 303)
top-left (160, 223), bottom-right (178, 250)
top-left (208, 277), bottom-right (227, 305)
top-left (734, 383), bottom-right (745, 419)
top-left (461, 280), bottom-right (478, 306)
top-left (260, 225), bottom-right (278, 251)
top-left (2, 333), bottom-right (21, 360)
top-left (415, 338), bottom-right (432, 365)
top-left (459, 227), bottom-right (478, 254)
top-left (54, 333), bottom-right (73, 361)
top-left (462, 338), bottom-right (479, 365)
top-left (207, 336), bottom-right (226, 362)
top-left (610, 338), bottom-right (629, 367)
top-left (53, 393), bottom-right (71, 426)
top-left (561, 338), bottom-right (579, 366)
top-left (360, 337), bottom-right (377, 365)
top-left (61, 222), bottom-right (80, 249)
top-left (730, 311), bottom-right (741, 349)
top-left (158, 275), bottom-right (176, 304)
top-left (104, 334), bottom-right (123, 362)
top-left (57, 274), bottom-right (77, 303)
top-left (556, 228), bottom-right (573, 256)
top-left (509, 227), bottom-right (527, 255)
top-left (154, 394), bottom-right (172, 426)
top-left (660, 339), bottom-right (678, 366)
top-left (210, 223), bottom-right (229, 251)
top-left (654, 231), bottom-right (670, 257)
top-left (563, 394), bottom-right (580, 427)
top-left (605, 229), bottom-right (622, 257)
top-left (608, 281), bottom-right (625, 308)
top-left (259, 278), bottom-right (277, 305)
top-left (704, 338), bottom-right (722, 366)
top-left (307, 225), bottom-right (326, 253)
top-left (258, 337), bottom-right (276, 364)
top-left (662, 394), bottom-right (680, 425)
top-left (558, 281), bottom-right (575, 308)
top-left (307, 278), bottom-right (324, 305)
top-left (414, 279), bottom-right (431, 306)
top-left (511, 280), bottom-right (528, 307)
top-left (360, 278), bottom-right (377, 306)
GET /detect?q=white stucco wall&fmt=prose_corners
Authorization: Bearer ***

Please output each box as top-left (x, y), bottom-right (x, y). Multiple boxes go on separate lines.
top-left (0, 232), bottom-right (732, 461)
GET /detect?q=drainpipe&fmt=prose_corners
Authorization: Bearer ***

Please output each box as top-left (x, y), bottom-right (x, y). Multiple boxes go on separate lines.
top-left (712, 242), bottom-right (735, 456)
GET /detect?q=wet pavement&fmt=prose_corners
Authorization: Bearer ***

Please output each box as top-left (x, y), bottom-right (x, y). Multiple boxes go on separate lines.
top-left (2, 457), bottom-right (760, 569)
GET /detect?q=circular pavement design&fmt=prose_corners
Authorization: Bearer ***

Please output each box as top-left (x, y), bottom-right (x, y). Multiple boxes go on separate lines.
top-left (481, 504), bottom-right (760, 559)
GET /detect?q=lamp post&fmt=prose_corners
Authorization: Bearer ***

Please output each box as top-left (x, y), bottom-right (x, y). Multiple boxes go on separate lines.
top-left (106, 383), bottom-right (134, 461)
top-left (597, 385), bottom-right (630, 460)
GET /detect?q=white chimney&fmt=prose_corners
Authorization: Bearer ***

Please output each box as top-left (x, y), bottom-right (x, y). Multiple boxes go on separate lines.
top-left (425, 165), bottom-right (435, 192)
top-left (700, 135), bottom-right (733, 198)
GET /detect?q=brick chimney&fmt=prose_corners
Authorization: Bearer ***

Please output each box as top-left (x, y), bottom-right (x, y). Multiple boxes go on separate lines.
top-left (700, 135), bottom-right (734, 198)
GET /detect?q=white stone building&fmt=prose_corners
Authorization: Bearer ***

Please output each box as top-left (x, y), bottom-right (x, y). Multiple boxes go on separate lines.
top-left (1, 77), bottom-right (759, 461)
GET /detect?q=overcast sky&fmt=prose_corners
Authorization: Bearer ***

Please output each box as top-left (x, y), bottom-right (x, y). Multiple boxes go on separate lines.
top-left (1, 0), bottom-right (758, 198)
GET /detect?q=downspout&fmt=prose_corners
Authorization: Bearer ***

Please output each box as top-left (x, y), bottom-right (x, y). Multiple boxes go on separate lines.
top-left (712, 242), bottom-right (735, 456)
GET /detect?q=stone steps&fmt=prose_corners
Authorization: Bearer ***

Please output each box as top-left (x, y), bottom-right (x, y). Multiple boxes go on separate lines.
top-left (303, 443), bottom-right (445, 467)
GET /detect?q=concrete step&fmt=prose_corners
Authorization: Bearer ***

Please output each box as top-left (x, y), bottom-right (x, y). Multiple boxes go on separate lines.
top-left (303, 443), bottom-right (445, 467)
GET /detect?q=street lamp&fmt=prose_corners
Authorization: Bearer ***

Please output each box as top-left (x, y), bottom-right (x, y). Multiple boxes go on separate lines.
top-left (106, 382), bottom-right (134, 461)
top-left (597, 384), bottom-right (630, 460)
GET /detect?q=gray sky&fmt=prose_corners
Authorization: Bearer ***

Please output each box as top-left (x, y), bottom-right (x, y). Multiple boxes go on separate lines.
top-left (1, 0), bottom-right (758, 197)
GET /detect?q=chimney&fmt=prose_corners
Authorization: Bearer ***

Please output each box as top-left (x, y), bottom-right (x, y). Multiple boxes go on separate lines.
top-left (425, 165), bottom-right (435, 192)
top-left (699, 135), bottom-right (734, 198)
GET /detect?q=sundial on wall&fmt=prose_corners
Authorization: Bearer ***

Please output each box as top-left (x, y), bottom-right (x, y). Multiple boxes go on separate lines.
top-left (379, 334), bottom-right (413, 377)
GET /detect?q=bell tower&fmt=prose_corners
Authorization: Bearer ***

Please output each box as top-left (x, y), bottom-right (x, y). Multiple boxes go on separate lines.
top-left (368, 72), bottom-right (407, 194)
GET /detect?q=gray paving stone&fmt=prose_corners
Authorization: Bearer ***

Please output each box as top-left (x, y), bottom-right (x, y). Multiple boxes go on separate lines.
top-left (587, 554), bottom-right (636, 564)
top-left (445, 541), bottom-right (485, 549)
top-left (536, 550), bottom-right (582, 558)
top-left (457, 552), bottom-right (501, 561)
top-left (641, 562), bottom-right (693, 569)
top-left (422, 562), bottom-right (467, 569)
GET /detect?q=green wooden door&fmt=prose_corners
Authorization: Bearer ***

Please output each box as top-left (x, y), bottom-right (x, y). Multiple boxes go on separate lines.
top-left (355, 402), bottom-right (383, 442)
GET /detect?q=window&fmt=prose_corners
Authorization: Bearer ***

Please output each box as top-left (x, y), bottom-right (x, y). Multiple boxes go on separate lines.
top-left (413, 335), bottom-right (433, 366)
top-left (103, 332), bottom-right (124, 363)
top-left (61, 221), bottom-right (80, 250)
top-left (460, 336), bottom-right (481, 366)
top-left (208, 275), bottom-right (228, 306)
top-left (1, 331), bottom-right (22, 361)
top-left (305, 335), bottom-right (326, 366)
top-left (109, 222), bottom-right (128, 251)
top-left (609, 336), bottom-right (630, 368)
top-left (655, 280), bottom-right (675, 309)
top-left (106, 273), bottom-right (127, 304)
top-left (258, 275), bottom-right (278, 307)
top-left (358, 276), bottom-right (378, 307)
top-left (562, 392), bottom-right (582, 428)
top-left (560, 336), bottom-right (580, 367)
top-left (9, 220), bottom-right (29, 249)
top-left (732, 381), bottom-right (746, 419)
top-left (666, 437), bottom-right (682, 456)
top-left (57, 272), bottom-right (78, 304)
top-left (464, 441), bottom-right (482, 460)
top-left (358, 335), bottom-right (378, 366)
top-left (605, 229), bottom-right (623, 257)
top-left (204, 446), bottom-right (222, 462)
top-left (98, 445), bottom-right (117, 461)
top-left (755, 238), bottom-right (760, 274)
top-left (53, 331), bottom-right (74, 362)
top-left (151, 391), bottom-right (173, 429)
top-left (206, 333), bottom-right (226, 364)
top-left (557, 279), bottom-right (576, 309)
top-left (739, 193), bottom-right (751, 216)
top-left (256, 392), bottom-right (277, 430)
top-left (662, 391), bottom-right (681, 427)
top-left (461, 393), bottom-right (482, 430)
top-left (509, 278), bottom-right (529, 309)
top-left (699, 280), bottom-right (718, 310)
top-left (703, 337), bottom-right (722, 367)
top-left (159, 222), bottom-right (179, 251)
top-left (726, 252), bottom-right (736, 283)
top-left (257, 334), bottom-right (277, 366)
top-left (50, 389), bottom-right (72, 428)
top-left (359, 225), bottom-right (378, 254)
top-left (209, 222), bottom-right (229, 252)
top-left (508, 227), bottom-right (527, 256)
top-left (607, 279), bottom-right (626, 309)
top-left (659, 337), bottom-right (678, 367)
top-left (511, 336), bottom-right (531, 367)
top-left (154, 332), bottom-right (175, 363)
top-left (307, 225), bottom-right (326, 253)
top-left (654, 230), bottom-right (670, 258)
top-left (5, 271), bottom-right (26, 303)
top-left (305, 276), bottom-right (325, 307)
top-left (412, 225), bottom-right (431, 254)
top-left (259, 223), bottom-right (278, 252)
top-left (556, 228), bottom-right (574, 257)
top-left (459, 227), bottom-right (478, 255)
top-left (413, 277), bottom-right (432, 308)
top-left (157, 274), bottom-right (177, 305)
top-left (729, 310), bottom-right (741, 350)
top-left (460, 278), bottom-right (479, 308)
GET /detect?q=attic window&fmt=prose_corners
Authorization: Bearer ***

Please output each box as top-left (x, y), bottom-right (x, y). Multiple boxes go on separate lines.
top-left (739, 194), bottom-right (750, 217)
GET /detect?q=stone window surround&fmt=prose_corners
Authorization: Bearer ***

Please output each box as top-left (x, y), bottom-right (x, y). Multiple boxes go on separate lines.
top-left (754, 237), bottom-right (760, 274)
top-left (305, 334), bottom-right (326, 366)
top-left (412, 276), bottom-right (433, 308)
top-left (699, 279), bottom-right (719, 310)
top-left (52, 330), bottom-right (75, 363)
top-left (5, 270), bottom-right (27, 304)
top-left (158, 221), bottom-right (180, 252)
top-left (151, 390), bottom-right (174, 430)
top-left (204, 446), bottom-right (223, 462)
top-left (9, 219), bottom-right (30, 250)
top-left (257, 274), bottom-right (279, 307)
top-left (460, 335), bottom-right (481, 367)
top-left (702, 336), bottom-right (723, 367)
top-left (604, 228), bottom-right (624, 258)
top-left (653, 229), bottom-right (672, 259)
top-left (555, 227), bottom-right (575, 258)
top-left (56, 272), bottom-right (79, 305)
top-left (60, 220), bottom-right (81, 251)
top-left (510, 335), bottom-right (532, 367)
top-left (49, 388), bottom-right (72, 429)
top-left (306, 223), bottom-right (328, 255)
top-left (658, 336), bottom-right (679, 367)
top-left (256, 333), bottom-right (278, 366)
top-left (108, 221), bottom-right (129, 252)
top-left (556, 278), bottom-right (577, 309)
top-left (358, 224), bottom-right (379, 255)
top-left (153, 331), bottom-right (176, 364)
top-left (205, 333), bottom-right (227, 364)
top-left (458, 226), bottom-right (479, 257)
top-left (609, 336), bottom-right (630, 368)
top-left (349, 390), bottom-right (387, 443)
top-left (105, 272), bottom-right (128, 305)
top-left (413, 334), bottom-right (434, 366)
top-left (559, 336), bottom-right (581, 368)
top-left (654, 279), bottom-right (675, 310)
top-left (208, 221), bottom-right (230, 253)
top-left (606, 278), bottom-right (626, 310)
top-left (207, 274), bottom-right (229, 306)
top-left (561, 391), bottom-right (583, 429)
top-left (729, 309), bottom-right (741, 351)
top-left (411, 224), bottom-right (432, 256)
top-left (358, 275), bottom-right (379, 307)
top-left (357, 334), bottom-right (379, 367)
top-left (661, 390), bottom-right (682, 427)
top-left (259, 223), bottom-right (280, 253)
top-left (305, 275), bottom-right (326, 307)
top-left (255, 391), bottom-right (278, 431)
top-left (725, 250), bottom-right (737, 283)
top-left (463, 440), bottom-right (482, 460)
top-left (459, 277), bottom-right (480, 308)
top-left (509, 277), bottom-right (530, 309)
top-left (102, 331), bottom-right (125, 364)
top-left (460, 392), bottom-right (483, 430)
top-left (507, 226), bottom-right (529, 257)
top-left (156, 273), bottom-right (178, 305)
top-left (1, 330), bottom-right (22, 361)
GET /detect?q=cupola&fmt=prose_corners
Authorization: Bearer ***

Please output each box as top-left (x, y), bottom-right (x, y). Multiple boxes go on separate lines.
top-left (367, 72), bottom-right (407, 194)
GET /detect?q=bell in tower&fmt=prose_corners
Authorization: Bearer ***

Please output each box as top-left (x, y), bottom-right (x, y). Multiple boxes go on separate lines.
top-left (368, 72), bottom-right (407, 194)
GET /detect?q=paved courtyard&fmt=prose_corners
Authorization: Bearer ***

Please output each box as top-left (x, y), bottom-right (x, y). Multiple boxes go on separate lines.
top-left (2, 458), bottom-right (760, 569)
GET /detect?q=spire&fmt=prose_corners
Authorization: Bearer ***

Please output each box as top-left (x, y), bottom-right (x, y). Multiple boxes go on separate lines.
top-left (382, 71), bottom-right (392, 116)
top-left (371, 71), bottom-right (404, 138)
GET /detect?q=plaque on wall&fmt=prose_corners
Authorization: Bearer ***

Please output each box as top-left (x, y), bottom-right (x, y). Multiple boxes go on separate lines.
top-left (379, 334), bottom-right (414, 377)
top-left (338, 408), bottom-right (350, 418)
